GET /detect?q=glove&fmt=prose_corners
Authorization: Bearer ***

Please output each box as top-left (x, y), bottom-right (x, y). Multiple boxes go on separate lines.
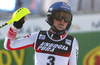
top-left (13, 17), bottom-right (25, 29)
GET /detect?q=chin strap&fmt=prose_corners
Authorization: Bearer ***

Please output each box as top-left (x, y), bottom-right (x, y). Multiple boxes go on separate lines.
top-left (49, 26), bottom-right (66, 35)
top-left (48, 27), bottom-right (67, 40)
top-left (51, 25), bottom-right (66, 35)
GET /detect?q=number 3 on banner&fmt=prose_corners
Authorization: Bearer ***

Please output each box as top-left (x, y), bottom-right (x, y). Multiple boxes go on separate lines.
top-left (47, 56), bottom-right (55, 65)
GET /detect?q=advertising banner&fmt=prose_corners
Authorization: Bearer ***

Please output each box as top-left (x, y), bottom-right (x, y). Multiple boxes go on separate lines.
top-left (71, 31), bottom-right (100, 65)
top-left (0, 40), bottom-right (35, 65)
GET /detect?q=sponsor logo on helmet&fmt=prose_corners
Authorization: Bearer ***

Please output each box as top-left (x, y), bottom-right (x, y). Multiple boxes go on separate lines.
top-left (61, 2), bottom-right (71, 10)
top-left (83, 46), bottom-right (100, 65)
top-left (49, 7), bottom-right (53, 11)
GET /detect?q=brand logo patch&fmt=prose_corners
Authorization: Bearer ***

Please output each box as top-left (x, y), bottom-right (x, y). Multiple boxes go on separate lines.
top-left (65, 39), bottom-right (71, 46)
top-left (37, 42), bottom-right (68, 52)
top-left (39, 34), bottom-right (46, 40)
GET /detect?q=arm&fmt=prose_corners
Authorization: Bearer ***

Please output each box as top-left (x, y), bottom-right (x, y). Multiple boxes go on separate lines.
top-left (4, 26), bottom-right (39, 50)
top-left (69, 38), bottom-right (79, 65)
top-left (4, 26), bottom-right (37, 50)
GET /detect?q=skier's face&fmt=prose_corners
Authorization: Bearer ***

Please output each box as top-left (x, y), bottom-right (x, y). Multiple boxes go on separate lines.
top-left (53, 19), bottom-right (68, 31)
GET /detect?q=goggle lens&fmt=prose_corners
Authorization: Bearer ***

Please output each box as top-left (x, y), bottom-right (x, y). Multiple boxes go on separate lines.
top-left (53, 11), bottom-right (71, 23)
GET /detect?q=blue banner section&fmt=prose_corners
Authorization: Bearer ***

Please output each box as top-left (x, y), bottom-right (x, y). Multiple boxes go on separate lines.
top-left (0, 0), bottom-right (17, 12)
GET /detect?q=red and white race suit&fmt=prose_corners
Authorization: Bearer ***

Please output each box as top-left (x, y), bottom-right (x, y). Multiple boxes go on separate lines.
top-left (4, 27), bottom-right (79, 65)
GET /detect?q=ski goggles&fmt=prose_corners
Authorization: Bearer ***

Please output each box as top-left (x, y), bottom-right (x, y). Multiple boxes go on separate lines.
top-left (53, 10), bottom-right (71, 23)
